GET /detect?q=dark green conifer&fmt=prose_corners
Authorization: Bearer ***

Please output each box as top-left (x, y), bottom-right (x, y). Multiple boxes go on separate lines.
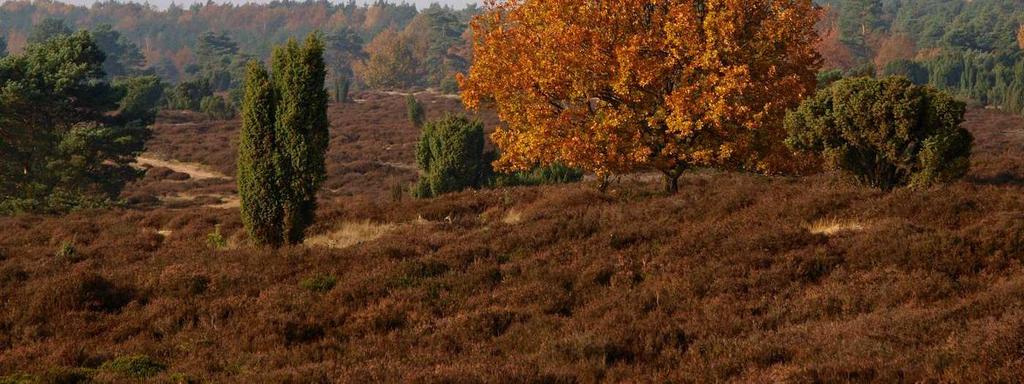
top-left (272, 35), bottom-right (329, 244)
top-left (237, 33), bottom-right (328, 246)
top-left (414, 114), bottom-right (486, 197)
top-left (406, 94), bottom-right (425, 128)
top-left (238, 61), bottom-right (283, 246)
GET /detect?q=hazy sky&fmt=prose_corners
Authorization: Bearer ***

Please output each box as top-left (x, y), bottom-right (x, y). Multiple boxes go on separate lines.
top-left (61, 0), bottom-right (480, 10)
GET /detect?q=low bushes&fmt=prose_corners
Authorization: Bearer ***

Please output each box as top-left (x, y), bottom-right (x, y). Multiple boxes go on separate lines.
top-left (165, 78), bottom-right (212, 111)
top-left (413, 115), bottom-right (584, 198)
top-left (785, 76), bottom-right (973, 190)
top-left (300, 274), bottom-right (338, 293)
top-left (492, 162), bottom-right (584, 187)
top-left (199, 95), bottom-right (236, 120)
top-left (413, 115), bottom-right (488, 198)
top-left (99, 355), bottom-right (166, 379)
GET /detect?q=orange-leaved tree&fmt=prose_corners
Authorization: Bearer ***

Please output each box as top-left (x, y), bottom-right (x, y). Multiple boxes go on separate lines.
top-left (460, 0), bottom-right (821, 192)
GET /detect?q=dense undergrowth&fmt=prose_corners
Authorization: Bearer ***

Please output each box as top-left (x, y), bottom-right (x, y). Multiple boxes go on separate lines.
top-left (1, 108), bottom-right (1024, 381)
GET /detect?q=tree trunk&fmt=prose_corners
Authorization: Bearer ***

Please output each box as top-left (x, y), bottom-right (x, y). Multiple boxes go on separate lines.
top-left (664, 172), bottom-right (680, 193)
top-left (597, 174), bottom-right (610, 193)
top-left (662, 164), bottom-right (687, 194)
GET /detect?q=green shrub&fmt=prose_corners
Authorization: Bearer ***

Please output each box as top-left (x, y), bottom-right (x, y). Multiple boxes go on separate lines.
top-left (816, 69), bottom-right (843, 90)
top-left (55, 240), bottom-right (83, 263)
top-left (238, 61), bottom-right (284, 247)
top-left (115, 75), bottom-right (165, 124)
top-left (406, 94), bottom-right (425, 128)
top-left (883, 59), bottom-right (929, 85)
top-left (410, 178), bottom-right (432, 199)
top-left (100, 355), bottom-right (165, 379)
top-left (845, 62), bottom-right (876, 78)
top-left (165, 78), bottom-right (212, 111)
top-left (169, 372), bottom-right (197, 384)
top-left (493, 162), bottom-right (584, 187)
top-left (199, 95), bottom-right (236, 120)
top-left (300, 274), bottom-right (337, 293)
top-left (414, 115), bottom-right (487, 198)
top-left (0, 374), bottom-right (35, 384)
top-left (334, 77), bottom-right (350, 103)
top-left (238, 36), bottom-right (329, 247)
top-left (439, 74), bottom-right (460, 94)
top-left (206, 225), bottom-right (227, 250)
top-left (785, 76), bottom-right (973, 190)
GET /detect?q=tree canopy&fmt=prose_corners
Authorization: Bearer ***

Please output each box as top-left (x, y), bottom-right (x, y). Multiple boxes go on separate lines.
top-left (0, 31), bottom-right (159, 213)
top-left (461, 0), bottom-right (821, 192)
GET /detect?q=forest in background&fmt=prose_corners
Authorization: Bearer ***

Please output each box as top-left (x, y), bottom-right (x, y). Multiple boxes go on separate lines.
top-left (0, 0), bottom-right (478, 94)
top-left (818, 0), bottom-right (1024, 112)
top-left (4, 0), bottom-right (1024, 113)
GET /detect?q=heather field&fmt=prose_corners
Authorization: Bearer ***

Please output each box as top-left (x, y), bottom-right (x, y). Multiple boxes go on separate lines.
top-left (2, 92), bottom-right (1024, 381)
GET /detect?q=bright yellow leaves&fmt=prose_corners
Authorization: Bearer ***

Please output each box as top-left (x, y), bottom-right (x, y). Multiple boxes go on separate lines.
top-left (460, 0), bottom-right (821, 189)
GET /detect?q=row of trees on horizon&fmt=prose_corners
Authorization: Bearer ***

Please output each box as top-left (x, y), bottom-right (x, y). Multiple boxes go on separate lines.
top-left (818, 0), bottom-right (1024, 114)
top-left (0, 0), bottom-right (477, 96)
top-left (4, 0), bottom-right (1024, 114)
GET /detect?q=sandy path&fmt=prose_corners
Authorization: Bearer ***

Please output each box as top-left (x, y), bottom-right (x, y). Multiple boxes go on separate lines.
top-left (135, 155), bottom-right (231, 180)
top-left (374, 90), bottom-right (461, 100)
top-left (379, 161), bottom-right (418, 171)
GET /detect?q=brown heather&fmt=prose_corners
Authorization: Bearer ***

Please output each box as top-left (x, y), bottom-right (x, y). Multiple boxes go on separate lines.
top-left (1, 94), bottom-right (1024, 382)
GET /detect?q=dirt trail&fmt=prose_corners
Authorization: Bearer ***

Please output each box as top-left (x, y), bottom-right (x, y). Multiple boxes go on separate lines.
top-left (374, 89), bottom-right (461, 100)
top-left (135, 155), bottom-right (231, 180)
top-left (378, 160), bottom-right (418, 171)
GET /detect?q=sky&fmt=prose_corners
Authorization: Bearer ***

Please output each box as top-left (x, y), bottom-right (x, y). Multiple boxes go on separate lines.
top-left (62, 0), bottom-right (480, 10)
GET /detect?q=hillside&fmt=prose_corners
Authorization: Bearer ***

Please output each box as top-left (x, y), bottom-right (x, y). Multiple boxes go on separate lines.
top-left (122, 91), bottom-right (498, 209)
top-left (2, 92), bottom-right (1024, 381)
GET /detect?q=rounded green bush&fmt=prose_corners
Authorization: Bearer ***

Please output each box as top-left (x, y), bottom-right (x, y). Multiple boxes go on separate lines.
top-left (785, 76), bottom-right (973, 190)
top-left (414, 115), bottom-right (487, 197)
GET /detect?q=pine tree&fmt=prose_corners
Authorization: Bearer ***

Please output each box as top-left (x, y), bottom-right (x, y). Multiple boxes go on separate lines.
top-left (237, 61), bottom-right (283, 247)
top-left (1, 31), bottom-right (155, 213)
top-left (272, 35), bottom-right (329, 244)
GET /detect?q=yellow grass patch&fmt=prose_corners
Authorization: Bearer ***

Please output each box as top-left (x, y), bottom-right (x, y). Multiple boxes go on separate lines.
top-left (806, 217), bottom-right (866, 236)
top-left (305, 221), bottom-right (397, 249)
top-left (503, 209), bottom-right (523, 225)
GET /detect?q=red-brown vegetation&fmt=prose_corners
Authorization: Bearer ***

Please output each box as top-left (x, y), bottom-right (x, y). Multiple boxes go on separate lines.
top-left (2, 102), bottom-right (1024, 381)
top-left (126, 91), bottom-right (497, 209)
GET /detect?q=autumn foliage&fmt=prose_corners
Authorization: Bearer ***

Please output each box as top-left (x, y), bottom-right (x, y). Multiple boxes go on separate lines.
top-left (461, 0), bottom-right (821, 191)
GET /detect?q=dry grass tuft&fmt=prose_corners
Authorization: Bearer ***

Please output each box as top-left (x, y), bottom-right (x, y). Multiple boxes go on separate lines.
top-left (806, 217), bottom-right (866, 235)
top-left (305, 221), bottom-right (397, 249)
top-left (503, 209), bottom-right (523, 225)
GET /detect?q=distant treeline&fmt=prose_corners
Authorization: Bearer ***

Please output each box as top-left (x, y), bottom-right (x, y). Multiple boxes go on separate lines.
top-left (0, 0), bottom-right (479, 92)
top-left (818, 0), bottom-right (1024, 113)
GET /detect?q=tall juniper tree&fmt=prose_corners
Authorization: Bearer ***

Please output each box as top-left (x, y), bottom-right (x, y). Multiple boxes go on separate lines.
top-left (238, 61), bottom-right (283, 247)
top-left (273, 35), bottom-right (329, 244)
top-left (238, 34), bottom-right (328, 246)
